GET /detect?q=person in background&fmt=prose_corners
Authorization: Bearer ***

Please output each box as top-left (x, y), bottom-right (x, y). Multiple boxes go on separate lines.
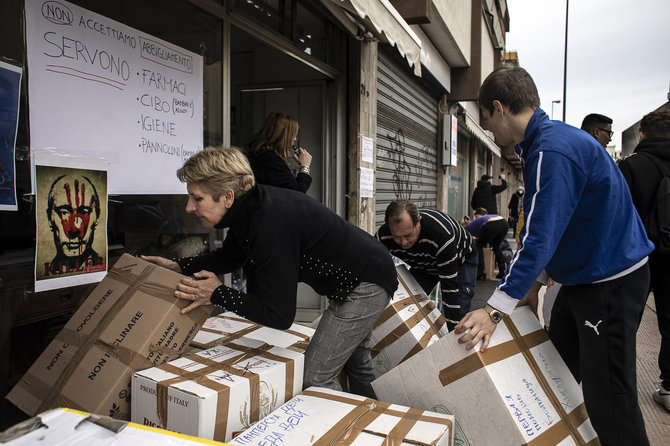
top-left (465, 208), bottom-right (509, 280)
top-left (376, 200), bottom-right (477, 329)
top-left (142, 146), bottom-right (397, 398)
top-left (455, 65), bottom-right (653, 445)
top-left (618, 109), bottom-right (670, 411)
top-left (246, 111), bottom-right (313, 193)
top-left (580, 113), bottom-right (613, 149)
top-left (470, 173), bottom-right (507, 214)
top-left (507, 185), bottom-right (524, 235)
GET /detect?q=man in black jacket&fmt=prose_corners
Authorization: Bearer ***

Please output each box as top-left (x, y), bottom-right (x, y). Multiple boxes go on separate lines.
top-left (619, 109), bottom-right (670, 411)
top-left (470, 173), bottom-right (507, 214)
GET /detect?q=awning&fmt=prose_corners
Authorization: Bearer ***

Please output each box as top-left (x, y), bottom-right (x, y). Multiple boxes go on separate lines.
top-left (324, 0), bottom-right (422, 76)
top-left (461, 107), bottom-right (501, 158)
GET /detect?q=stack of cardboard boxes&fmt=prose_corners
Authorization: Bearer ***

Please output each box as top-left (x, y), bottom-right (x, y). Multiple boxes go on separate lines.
top-left (7, 254), bottom-right (211, 421)
top-left (4, 257), bottom-right (598, 445)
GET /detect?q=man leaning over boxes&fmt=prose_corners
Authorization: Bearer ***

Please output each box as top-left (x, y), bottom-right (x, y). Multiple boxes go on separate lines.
top-left (455, 66), bottom-right (653, 446)
top-left (376, 199), bottom-right (478, 330)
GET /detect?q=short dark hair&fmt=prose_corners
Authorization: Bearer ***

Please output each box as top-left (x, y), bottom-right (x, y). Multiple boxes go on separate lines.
top-left (479, 66), bottom-right (540, 115)
top-left (385, 199), bottom-right (420, 226)
top-left (580, 113), bottom-right (612, 132)
top-left (639, 109), bottom-right (670, 139)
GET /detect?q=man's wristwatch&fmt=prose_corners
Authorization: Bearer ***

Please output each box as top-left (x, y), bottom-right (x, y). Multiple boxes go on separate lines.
top-left (483, 304), bottom-right (504, 324)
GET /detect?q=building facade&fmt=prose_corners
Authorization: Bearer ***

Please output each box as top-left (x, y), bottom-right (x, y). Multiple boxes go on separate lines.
top-left (0, 0), bottom-right (520, 425)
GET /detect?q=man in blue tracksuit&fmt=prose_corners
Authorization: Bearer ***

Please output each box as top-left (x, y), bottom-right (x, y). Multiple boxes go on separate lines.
top-left (455, 66), bottom-right (654, 445)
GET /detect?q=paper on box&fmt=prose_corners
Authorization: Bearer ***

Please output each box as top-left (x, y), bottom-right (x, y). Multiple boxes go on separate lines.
top-left (0, 407), bottom-right (226, 445)
top-left (372, 306), bottom-right (599, 445)
top-left (371, 264), bottom-right (448, 374)
top-left (228, 386), bottom-right (454, 446)
top-left (7, 254), bottom-right (210, 420)
top-left (191, 312), bottom-right (314, 353)
top-left (132, 337), bottom-right (304, 442)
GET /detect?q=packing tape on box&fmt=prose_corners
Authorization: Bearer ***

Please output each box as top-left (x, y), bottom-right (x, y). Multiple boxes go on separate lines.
top-left (221, 315), bottom-right (311, 344)
top-left (194, 324), bottom-right (264, 349)
top-left (194, 315), bottom-right (312, 350)
top-left (371, 284), bottom-right (446, 360)
top-left (300, 389), bottom-right (453, 445)
top-left (34, 264), bottom-right (156, 413)
top-left (31, 262), bottom-right (207, 414)
top-left (376, 272), bottom-right (447, 334)
top-left (438, 316), bottom-right (591, 445)
top-left (155, 344), bottom-right (271, 433)
top-left (155, 342), bottom-right (296, 441)
top-left (370, 298), bottom-right (442, 361)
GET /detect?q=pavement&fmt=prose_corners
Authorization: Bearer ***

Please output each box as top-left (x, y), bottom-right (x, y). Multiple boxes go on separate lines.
top-left (473, 240), bottom-right (670, 445)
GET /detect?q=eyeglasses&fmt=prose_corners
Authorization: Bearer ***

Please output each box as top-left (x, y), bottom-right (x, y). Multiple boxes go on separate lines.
top-left (597, 128), bottom-right (613, 138)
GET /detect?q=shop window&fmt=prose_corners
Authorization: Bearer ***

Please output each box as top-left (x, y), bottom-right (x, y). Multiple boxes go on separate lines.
top-left (233, 0), bottom-right (333, 65)
top-left (0, 0), bottom-right (222, 420)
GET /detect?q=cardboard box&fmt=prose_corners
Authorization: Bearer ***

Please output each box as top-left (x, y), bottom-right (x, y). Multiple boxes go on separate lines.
top-left (228, 386), bottom-right (454, 446)
top-left (0, 407), bottom-right (227, 445)
top-left (483, 247), bottom-right (497, 280)
top-left (371, 264), bottom-right (448, 375)
top-left (191, 312), bottom-right (314, 353)
top-left (372, 306), bottom-right (598, 445)
top-left (132, 337), bottom-right (304, 442)
top-left (7, 254), bottom-right (210, 420)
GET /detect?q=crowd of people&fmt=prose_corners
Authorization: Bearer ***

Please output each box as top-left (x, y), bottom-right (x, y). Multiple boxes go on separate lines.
top-left (138, 66), bottom-right (668, 446)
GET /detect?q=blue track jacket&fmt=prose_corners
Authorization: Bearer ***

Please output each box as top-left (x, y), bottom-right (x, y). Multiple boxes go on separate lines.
top-left (489, 109), bottom-right (654, 314)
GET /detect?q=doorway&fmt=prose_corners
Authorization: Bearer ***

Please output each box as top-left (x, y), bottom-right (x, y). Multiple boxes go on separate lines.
top-left (235, 84), bottom-right (324, 203)
top-left (230, 25), bottom-right (333, 319)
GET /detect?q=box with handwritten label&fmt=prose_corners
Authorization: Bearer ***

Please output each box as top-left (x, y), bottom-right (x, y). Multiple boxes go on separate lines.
top-left (7, 254), bottom-right (210, 421)
top-left (191, 311), bottom-right (314, 353)
top-left (370, 263), bottom-right (449, 375)
top-left (0, 407), bottom-right (227, 445)
top-left (131, 337), bottom-right (304, 442)
top-left (372, 306), bottom-right (599, 445)
top-left (228, 386), bottom-right (454, 446)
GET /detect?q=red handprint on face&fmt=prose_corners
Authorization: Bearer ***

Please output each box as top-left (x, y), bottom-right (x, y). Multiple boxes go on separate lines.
top-left (44, 174), bottom-right (104, 275)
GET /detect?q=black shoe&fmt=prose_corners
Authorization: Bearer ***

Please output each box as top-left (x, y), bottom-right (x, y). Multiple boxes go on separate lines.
top-left (495, 272), bottom-right (505, 279)
top-left (477, 273), bottom-right (487, 281)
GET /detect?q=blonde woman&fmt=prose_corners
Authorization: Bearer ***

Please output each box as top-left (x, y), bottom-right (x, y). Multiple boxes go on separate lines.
top-left (142, 146), bottom-right (397, 398)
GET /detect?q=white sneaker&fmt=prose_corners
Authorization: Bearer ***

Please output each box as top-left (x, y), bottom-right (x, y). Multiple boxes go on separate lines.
top-left (653, 385), bottom-right (670, 411)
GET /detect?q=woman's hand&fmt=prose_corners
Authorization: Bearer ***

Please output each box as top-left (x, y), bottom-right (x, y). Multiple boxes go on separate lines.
top-left (175, 270), bottom-right (222, 314)
top-left (293, 147), bottom-right (312, 167)
top-left (140, 255), bottom-right (181, 273)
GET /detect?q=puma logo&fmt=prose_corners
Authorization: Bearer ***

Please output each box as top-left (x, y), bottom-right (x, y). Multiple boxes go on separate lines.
top-left (585, 320), bottom-right (602, 335)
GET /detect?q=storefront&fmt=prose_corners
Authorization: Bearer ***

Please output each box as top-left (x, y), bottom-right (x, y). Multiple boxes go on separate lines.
top-left (0, 0), bottom-right (348, 425)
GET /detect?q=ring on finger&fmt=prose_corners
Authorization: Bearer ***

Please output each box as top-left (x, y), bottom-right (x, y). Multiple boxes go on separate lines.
top-left (192, 293), bottom-right (197, 301)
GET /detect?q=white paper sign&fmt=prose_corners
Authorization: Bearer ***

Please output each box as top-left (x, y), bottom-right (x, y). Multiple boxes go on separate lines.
top-left (25, 0), bottom-right (204, 194)
top-left (360, 167), bottom-right (374, 198)
top-left (449, 114), bottom-right (458, 166)
top-left (361, 135), bottom-right (374, 163)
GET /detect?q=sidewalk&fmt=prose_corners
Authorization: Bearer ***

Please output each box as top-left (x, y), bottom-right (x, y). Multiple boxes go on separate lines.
top-left (472, 277), bottom-right (670, 445)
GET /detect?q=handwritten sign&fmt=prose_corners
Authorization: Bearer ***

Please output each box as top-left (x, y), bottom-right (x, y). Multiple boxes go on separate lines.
top-left (26, 0), bottom-right (203, 194)
top-left (361, 135), bottom-right (374, 163)
top-left (360, 167), bottom-right (374, 197)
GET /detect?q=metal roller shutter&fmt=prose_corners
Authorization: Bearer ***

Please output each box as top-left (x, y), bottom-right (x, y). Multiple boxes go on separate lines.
top-left (376, 51), bottom-right (439, 227)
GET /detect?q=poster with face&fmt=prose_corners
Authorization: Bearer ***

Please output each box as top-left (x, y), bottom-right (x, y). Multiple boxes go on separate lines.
top-left (35, 162), bottom-right (107, 291)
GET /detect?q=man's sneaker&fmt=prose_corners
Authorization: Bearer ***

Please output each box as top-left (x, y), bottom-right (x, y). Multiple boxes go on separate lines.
top-left (653, 384), bottom-right (670, 410)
